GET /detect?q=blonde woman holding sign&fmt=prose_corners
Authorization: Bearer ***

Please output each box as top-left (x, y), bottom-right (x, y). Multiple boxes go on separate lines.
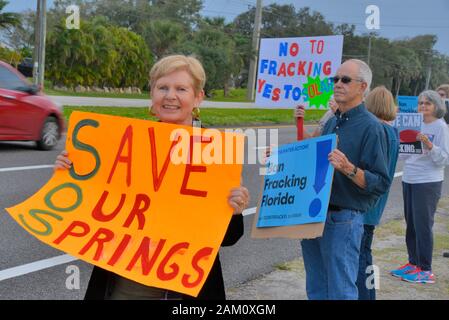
top-left (55, 55), bottom-right (249, 300)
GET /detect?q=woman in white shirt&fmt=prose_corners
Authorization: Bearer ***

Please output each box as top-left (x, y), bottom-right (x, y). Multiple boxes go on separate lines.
top-left (391, 90), bottom-right (449, 284)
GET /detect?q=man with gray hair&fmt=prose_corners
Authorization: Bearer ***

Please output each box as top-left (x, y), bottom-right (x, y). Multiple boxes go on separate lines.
top-left (300, 59), bottom-right (392, 300)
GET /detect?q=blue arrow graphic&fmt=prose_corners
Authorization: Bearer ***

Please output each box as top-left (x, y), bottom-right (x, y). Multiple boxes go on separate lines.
top-left (313, 139), bottom-right (332, 194)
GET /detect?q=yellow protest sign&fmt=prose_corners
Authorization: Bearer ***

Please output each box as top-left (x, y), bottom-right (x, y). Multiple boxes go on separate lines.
top-left (6, 111), bottom-right (244, 297)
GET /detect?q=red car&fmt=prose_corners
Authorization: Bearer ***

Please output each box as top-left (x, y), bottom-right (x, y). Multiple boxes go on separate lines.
top-left (0, 60), bottom-right (64, 150)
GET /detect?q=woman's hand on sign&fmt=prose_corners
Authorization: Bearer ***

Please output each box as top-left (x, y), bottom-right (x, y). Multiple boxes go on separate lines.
top-left (417, 133), bottom-right (433, 150)
top-left (294, 105), bottom-right (306, 118)
top-left (54, 150), bottom-right (72, 171)
top-left (228, 186), bottom-right (250, 214)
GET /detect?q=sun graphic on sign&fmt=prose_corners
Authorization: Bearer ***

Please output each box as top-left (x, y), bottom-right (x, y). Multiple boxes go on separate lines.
top-left (304, 76), bottom-right (334, 109)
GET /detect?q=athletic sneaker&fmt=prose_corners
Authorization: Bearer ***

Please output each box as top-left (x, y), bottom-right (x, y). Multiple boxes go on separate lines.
top-left (401, 269), bottom-right (435, 284)
top-left (390, 263), bottom-right (417, 278)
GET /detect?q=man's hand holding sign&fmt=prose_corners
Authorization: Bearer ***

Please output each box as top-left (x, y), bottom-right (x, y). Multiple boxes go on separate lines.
top-left (252, 35), bottom-right (343, 239)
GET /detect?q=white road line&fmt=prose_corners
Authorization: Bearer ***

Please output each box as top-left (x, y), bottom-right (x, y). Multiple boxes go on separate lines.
top-left (0, 170), bottom-right (404, 281)
top-left (0, 254), bottom-right (77, 281)
top-left (0, 165), bottom-right (54, 173)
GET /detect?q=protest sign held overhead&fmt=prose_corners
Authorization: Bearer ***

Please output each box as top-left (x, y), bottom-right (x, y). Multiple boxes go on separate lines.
top-left (255, 35), bottom-right (343, 109)
top-left (393, 113), bottom-right (423, 154)
top-left (397, 96), bottom-right (419, 113)
top-left (256, 134), bottom-right (336, 228)
top-left (5, 111), bottom-right (244, 297)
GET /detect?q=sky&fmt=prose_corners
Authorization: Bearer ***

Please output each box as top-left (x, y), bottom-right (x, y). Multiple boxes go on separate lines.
top-left (5, 0), bottom-right (449, 55)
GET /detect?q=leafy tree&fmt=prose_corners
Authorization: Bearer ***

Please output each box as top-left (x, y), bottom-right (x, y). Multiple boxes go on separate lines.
top-left (180, 24), bottom-right (236, 96)
top-left (391, 35), bottom-right (436, 95)
top-left (0, 46), bottom-right (22, 67)
top-left (295, 7), bottom-right (334, 36)
top-left (142, 19), bottom-right (185, 59)
top-left (46, 17), bottom-right (152, 89)
top-left (234, 5), bottom-right (333, 38)
top-left (151, 0), bottom-right (203, 31)
top-left (3, 10), bottom-right (35, 58)
top-left (0, 0), bottom-right (21, 30)
top-left (87, 0), bottom-right (145, 30)
top-left (430, 53), bottom-right (449, 89)
top-left (48, 0), bottom-right (95, 31)
top-left (38, 0), bottom-right (449, 95)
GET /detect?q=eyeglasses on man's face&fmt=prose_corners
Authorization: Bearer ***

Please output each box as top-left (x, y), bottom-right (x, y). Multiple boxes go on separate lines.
top-left (331, 76), bottom-right (364, 84)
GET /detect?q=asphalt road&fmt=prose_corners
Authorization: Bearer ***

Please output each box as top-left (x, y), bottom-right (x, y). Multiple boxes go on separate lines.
top-left (1, 126), bottom-right (449, 299)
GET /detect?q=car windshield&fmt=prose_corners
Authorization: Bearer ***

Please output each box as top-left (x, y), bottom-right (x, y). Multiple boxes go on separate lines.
top-left (0, 65), bottom-right (28, 91)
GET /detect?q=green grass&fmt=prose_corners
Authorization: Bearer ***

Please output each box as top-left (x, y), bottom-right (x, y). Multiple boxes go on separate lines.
top-left (46, 87), bottom-right (251, 102)
top-left (62, 106), bottom-right (327, 127)
top-left (209, 88), bottom-right (250, 102)
top-left (434, 234), bottom-right (449, 251)
top-left (63, 107), bottom-right (154, 122)
top-left (375, 219), bottom-right (406, 239)
top-left (46, 88), bottom-right (150, 100)
top-left (274, 263), bottom-right (291, 271)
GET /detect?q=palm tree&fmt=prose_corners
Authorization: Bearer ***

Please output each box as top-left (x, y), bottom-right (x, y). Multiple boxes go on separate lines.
top-left (0, 0), bottom-right (21, 30)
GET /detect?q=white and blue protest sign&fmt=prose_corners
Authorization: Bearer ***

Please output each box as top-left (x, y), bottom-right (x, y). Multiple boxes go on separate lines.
top-left (257, 134), bottom-right (336, 228)
top-left (397, 96), bottom-right (418, 113)
top-left (255, 35), bottom-right (343, 109)
top-left (392, 113), bottom-right (423, 154)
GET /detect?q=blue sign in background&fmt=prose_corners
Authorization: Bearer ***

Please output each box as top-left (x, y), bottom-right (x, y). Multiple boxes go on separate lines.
top-left (257, 134), bottom-right (336, 228)
top-left (397, 96), bottom-right (418, 113)
top-left (392, 112), bottom-right (423, 154)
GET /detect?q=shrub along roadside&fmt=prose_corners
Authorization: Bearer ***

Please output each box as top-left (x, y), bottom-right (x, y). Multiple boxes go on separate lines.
top-left (63, 106), bottom-right (327, 127)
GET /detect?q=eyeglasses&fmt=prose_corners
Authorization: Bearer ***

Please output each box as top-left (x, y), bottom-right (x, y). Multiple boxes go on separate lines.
top-left (331, 76), bottom-right (363, 84)
top-left (418, 101), bottom-right (433, 106)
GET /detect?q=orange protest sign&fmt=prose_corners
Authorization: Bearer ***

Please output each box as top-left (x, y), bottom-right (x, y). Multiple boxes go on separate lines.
top-left (6, 111), bottom-right (244, 297)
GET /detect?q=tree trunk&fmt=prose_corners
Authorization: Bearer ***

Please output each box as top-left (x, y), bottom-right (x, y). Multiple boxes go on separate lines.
top-left (223, 80), bottom-right (229, 97)
top-left (413, 80), bottom-right (419, 96)
top-left (395, 78), bottom-right (401, 97)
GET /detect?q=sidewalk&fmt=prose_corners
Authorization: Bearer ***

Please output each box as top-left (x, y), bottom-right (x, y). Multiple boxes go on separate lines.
top-left (227, 198), bottom-right (449, 300)
top-left (49, 95), bottom-right (258, 108)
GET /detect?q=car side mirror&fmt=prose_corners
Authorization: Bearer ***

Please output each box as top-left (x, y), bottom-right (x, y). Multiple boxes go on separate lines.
top-left (26, 84), bottom-right (40, 95)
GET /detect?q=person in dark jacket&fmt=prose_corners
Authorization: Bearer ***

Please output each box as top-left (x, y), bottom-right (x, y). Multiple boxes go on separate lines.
top-left (356, 86), bottom-right (399, 300)
top-left (55, 55), bottom-right (249, 300)
top-left (83, 214), bottom-right (243, 300)
top-left (295, 59), bottom-right (392, 300)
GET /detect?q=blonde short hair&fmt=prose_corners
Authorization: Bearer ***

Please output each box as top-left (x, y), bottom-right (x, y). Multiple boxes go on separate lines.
top-left (365, 86), bottom-right (396, 121)
top-left (436, 84), bottom-right (449, 98)
top-left (149, 55), bottom-right (206, 95)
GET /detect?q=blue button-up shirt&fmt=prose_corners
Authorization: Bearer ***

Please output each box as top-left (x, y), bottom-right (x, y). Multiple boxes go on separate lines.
top-left (364, 124), bottom-right (399, 225)
top-left (322, 103), bottom-right (392, 212)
